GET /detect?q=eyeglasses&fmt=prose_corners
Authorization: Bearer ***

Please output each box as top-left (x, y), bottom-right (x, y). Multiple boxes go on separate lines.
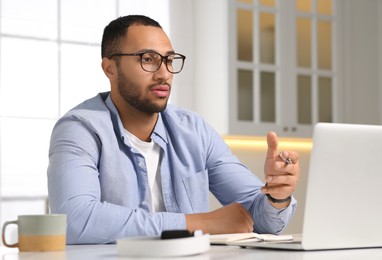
top-left (109, 51), bottom-right (186, 74)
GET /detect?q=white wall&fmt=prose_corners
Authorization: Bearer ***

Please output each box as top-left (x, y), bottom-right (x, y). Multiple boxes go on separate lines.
top-left (193, 0), bottom-right (230, 134)
top-left (340, 0), bottom-right (382, 125)
top-left (168, 0), bottom-right (195, 111)
top-left (169, 0), bottom-right (230, 134)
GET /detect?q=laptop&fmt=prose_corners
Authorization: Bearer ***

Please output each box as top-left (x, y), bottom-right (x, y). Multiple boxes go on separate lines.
top-left (235, 123), bottom-right (382, 250)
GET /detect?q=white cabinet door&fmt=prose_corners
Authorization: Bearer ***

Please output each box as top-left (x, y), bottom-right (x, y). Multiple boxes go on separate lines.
top-left (229, 0), bottom-right (337, 137)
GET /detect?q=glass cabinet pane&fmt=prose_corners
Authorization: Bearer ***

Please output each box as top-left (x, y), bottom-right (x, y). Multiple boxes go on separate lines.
top-left (297, 18), bottom-right (311, 68)
top-left (260, 13), bottom-right (275, 64)
top-left (260, 72), bottom-right (275, 122)
top-left (259, 0), bottom-right (275, 7)
top-left (297, 75), bottom-right (312, 124)
top-left (237, 9), bottom-right (253, 61)
top-left (296, 0), bottom-right (311, 13)
top-left (318, 20), bottom-right (332, 70)
top-left (318, 77), bottom-right (332, 122)
top-left (238, 69), bottom-right (254, 121)
top-left (317, 0), bottom-right (332, 15)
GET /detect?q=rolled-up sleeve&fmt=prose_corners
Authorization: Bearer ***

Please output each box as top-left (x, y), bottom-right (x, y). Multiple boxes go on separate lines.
top-left (203, 121), bottom-right (297, 234)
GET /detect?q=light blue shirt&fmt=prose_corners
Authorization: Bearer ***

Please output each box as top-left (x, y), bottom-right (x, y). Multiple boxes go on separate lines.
top-left (48, 92), bottom-right (296, 244)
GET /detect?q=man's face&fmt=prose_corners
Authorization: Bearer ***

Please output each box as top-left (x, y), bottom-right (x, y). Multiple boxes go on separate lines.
top-left (115, 25), bottom-right (174, 113)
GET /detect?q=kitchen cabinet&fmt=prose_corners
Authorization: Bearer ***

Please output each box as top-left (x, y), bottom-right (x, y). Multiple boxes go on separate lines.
top-left (228, 0), bottom-right (337, 137)
top-left (191, 0), bottom-right (381, 137)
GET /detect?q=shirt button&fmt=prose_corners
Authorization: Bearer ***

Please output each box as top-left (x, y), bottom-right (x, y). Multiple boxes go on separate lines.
top-left (138, 160), bottom-right (145, 169)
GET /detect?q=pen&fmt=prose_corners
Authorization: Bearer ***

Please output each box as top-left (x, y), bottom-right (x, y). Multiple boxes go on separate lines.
top-left (279, 152), bottom-right (292, 164)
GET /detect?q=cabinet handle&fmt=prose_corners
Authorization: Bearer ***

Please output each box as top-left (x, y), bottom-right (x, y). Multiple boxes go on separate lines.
top-left (283, 126), bottom-right (289, 132)
top-left (291, 127), bottom-right (297, 132)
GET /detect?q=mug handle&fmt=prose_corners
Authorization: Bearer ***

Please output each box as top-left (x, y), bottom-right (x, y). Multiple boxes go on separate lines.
top-left (2, 220), bottom-right (18, 248)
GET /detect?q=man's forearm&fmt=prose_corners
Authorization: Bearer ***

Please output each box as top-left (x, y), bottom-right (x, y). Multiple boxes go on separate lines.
top-left (185, 203), bottom-right (254, 234)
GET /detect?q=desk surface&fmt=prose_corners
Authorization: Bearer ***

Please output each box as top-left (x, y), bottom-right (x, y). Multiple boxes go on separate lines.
top-left (2, 244), bottom-right (382, 260)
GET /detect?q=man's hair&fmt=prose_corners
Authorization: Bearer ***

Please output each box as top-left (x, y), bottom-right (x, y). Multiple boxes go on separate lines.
top-left (101, 15), bottom-right (162, 59)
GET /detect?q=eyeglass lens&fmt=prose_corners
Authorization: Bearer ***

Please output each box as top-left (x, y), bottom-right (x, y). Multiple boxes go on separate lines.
top-left (141, 52), bottom-right (184, 73)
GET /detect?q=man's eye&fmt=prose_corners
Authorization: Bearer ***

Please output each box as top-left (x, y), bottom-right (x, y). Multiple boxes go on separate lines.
top-left (142, 56), bottom-right (153, 63)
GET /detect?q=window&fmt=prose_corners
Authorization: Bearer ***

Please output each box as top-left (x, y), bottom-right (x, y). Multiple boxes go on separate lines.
top-left (0, 0), bottom-right (170, 237)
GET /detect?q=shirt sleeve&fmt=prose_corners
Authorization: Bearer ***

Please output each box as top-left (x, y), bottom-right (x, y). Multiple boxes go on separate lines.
top-left (202, 120), bottom-right (297, 234)
top-left (47, 117), bottom-right (186, 244)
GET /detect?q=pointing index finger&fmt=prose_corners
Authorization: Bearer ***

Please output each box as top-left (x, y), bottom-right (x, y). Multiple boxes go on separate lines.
top-left (266, 131), bottom-right (279, 159)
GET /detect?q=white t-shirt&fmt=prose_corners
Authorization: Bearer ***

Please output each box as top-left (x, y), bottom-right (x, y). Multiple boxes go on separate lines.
top-left (124, 129), bottom-right (165, 212)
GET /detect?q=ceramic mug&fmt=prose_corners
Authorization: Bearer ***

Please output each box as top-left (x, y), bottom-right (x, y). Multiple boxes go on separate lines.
top-left (2, 214), bottom-right (67, 252)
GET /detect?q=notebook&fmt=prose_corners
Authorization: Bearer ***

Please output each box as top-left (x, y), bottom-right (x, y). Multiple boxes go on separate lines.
top-left (234, 123), bottom-right (382, 250)
top-left (209, 232), bottom-right (293, 244)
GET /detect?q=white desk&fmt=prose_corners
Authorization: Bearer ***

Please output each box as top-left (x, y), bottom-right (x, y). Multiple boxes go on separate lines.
top-left (2, 244), bottom-right (382, 260)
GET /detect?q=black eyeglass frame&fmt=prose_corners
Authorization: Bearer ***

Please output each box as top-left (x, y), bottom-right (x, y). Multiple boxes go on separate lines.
top-left (109, 51), bottom-right (186, 74)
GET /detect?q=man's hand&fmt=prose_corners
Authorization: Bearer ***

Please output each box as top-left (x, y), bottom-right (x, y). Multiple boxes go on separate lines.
top-left (262, 132), bottom-right (300, 209)
top-left (185, 203), bottom-right (254, 234)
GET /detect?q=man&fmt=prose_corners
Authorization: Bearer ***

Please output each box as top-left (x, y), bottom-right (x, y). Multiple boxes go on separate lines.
top-left (48, 15), bottom-right (300, 244)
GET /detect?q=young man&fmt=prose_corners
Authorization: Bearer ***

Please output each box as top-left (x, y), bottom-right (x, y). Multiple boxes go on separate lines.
top-left (48, 15), bottom-right (300, 244)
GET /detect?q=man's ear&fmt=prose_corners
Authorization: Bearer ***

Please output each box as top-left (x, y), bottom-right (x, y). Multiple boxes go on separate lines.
top-left (101, 57), bottom-right (116, 80)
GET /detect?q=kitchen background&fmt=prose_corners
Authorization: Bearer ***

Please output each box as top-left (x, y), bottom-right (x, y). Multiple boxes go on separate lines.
top-left (0, 0), bottom-right (381, 243)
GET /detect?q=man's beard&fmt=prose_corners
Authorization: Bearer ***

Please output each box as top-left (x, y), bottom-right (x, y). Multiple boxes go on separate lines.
top-left (116, 67), bottom-right (169, 113)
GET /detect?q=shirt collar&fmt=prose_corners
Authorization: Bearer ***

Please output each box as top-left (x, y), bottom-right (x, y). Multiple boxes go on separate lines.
top-left (152, 112), bottom-right (168, 144)
top-left (104, 92), bottom-right (168, 145)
